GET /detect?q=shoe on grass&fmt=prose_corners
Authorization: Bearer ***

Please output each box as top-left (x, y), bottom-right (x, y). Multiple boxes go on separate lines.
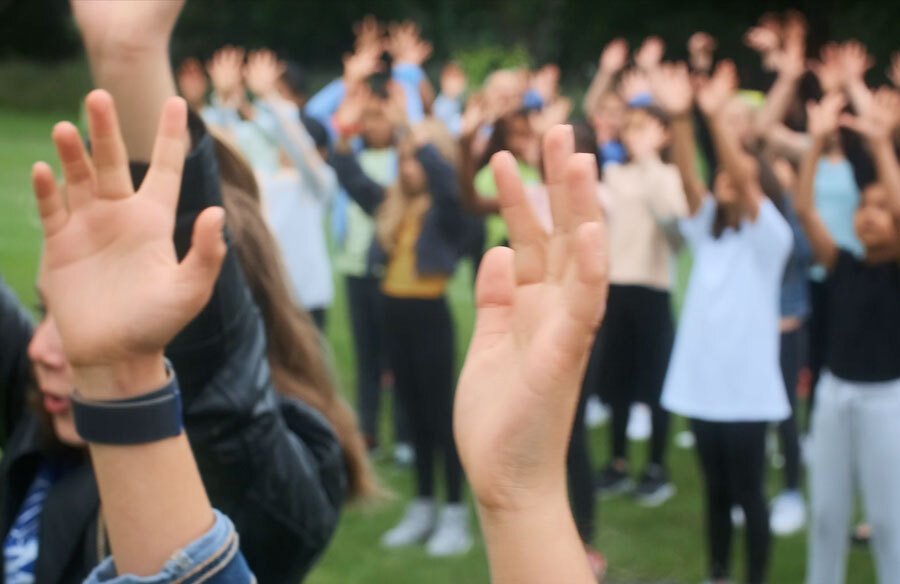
top-left (626, 402), bottom-right (652, 441)
top-left (426, 504), bottom-right (472, 557)
top-left (381, 498), bottom-right (436, 548)
top-left (585, 395), bottom-right (610, 429)
top-left (393, 442), bottom-right (415, 467)
top-left (633, 464), bottom-right (676, 507)
top-left (770, 490), bottom-right (806, 536)
top-left (595, 463), bottom-right (633, 497)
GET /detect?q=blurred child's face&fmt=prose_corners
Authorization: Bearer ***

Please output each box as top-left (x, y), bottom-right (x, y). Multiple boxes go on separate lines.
top-left (398, 141), bottom-right (427, 194)
top-left (505, 116), bottom-right (539, 166)
top-left (362, 100), bottom-right (394, 149)
top-left (622, 110), bottom-right (668, 161)
top-left (485, 70), bottom-right (527, 118)
top-left (855, 184), bottom-right (899, 253)
top-left (591, 93), bottom-right (626, 143)
top-left (722, 97), bottom-right (754, 147)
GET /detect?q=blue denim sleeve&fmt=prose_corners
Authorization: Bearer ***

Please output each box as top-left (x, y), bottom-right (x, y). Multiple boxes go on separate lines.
top-left (84, 511), bottom-right (255, 584)
top-left (304, 78), bottom-right (346, 144)
top-left (391, 63), bottom-right (425, 124)
top-left (433, 94), bottom-right (462, 136)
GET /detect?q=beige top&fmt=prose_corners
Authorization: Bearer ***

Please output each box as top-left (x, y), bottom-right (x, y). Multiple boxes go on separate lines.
top-left (605, 159), bottom-right (687, 290)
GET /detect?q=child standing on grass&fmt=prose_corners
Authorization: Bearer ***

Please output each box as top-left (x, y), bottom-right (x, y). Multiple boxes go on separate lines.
top-left (329, 85), bottom-right (474, 557)
top-left (799, 89), bottom-right (900, 584)
top-left (652, 62), bottom-right (792, 584)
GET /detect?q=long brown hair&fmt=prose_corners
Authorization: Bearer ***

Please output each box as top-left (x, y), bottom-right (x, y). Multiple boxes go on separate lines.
top-left (375, 117), bottom-right (458, 254)
top-left (211, 132), bottom-right (378, 500)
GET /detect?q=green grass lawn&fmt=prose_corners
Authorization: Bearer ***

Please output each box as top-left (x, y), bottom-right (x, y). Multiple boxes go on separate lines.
top-left (0, 109), bottom-right (877, 583)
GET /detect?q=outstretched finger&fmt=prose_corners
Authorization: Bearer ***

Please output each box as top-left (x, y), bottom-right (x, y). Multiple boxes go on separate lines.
top-left (543, 125), bottom-right (575, 235)
top-left (564, 153), bottom-right (603, 231)
top-left (51, 121), bottom-right (95, 210)
top-left (31, 162), bottom-right (69, 238)
top-left (176, 206), bottom-right (227, 315)
top-left (469, 246), bottom-right (516, 355)
top-left (139, 97), bottom-right (189, 211)
top-left (492, 151), bottom-right (547, 285)
top-left (85, 90), bottom-right (134, 200)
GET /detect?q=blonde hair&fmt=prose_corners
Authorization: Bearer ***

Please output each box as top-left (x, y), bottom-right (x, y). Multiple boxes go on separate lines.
top-left (211, 132), bottom-right (379, 500)
top-left (375, 118), bottom-right (458, 253)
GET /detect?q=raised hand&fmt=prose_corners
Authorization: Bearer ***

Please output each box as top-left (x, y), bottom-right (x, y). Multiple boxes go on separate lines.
top-left (839, 41), bottom-right (874, 83)
top-left (770, 27), bottom-right (806, 80)
top-left (888, 53), bottom-right (900, 88)
top-left (334, 85), bottom-right (370, 132)
top-left (697, 60), bottom-right (738, 117)
top-left (207, 46), bottom-right (246, 105)
top-left (440, 62), bottom-right (467, 100)
top-left (529, 97), bottom-right (572, 137)
top-left (531, 64), bottom-right (561, 103)
top-left (353, 15), bottom-right (383, 52)
top-left (688, 32), bottom-right (717, 71)
top-left (744, 26), bottom-right (781, 57)
top-left (619, 68), bottom-right (652, 103)
top-left (810, 43), bottom-right (844, 95)
top-left (634, 36), bottom-right (665, 72)
top-left (70, 0), bottom-right (185, 57)
top-left (599, 38), bottom-right (629, 76)
top-left (31, 91), bottom-right (225, 396)
top-left (840, 87), bottom-right (900, 142)
top-left (244, 49), bottom-right (286, 99)
top-left (806, 92), bottom-right (846, 140)
top-left (460, 93), bottom-right (487, 137)
top-left (649, 62), bottom-right (694, 117)
top-left (386, 21), bottom-right (432, 67)
top-left (455, 125), bottom-right (607, 515)
top-left (342, 46), bottom-right (382, 89)
top-left (177, 58), bottom-right (208, 110)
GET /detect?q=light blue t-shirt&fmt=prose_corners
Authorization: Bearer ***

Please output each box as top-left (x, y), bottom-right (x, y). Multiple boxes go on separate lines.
top-left (811, 158), bottom-right (863, 280)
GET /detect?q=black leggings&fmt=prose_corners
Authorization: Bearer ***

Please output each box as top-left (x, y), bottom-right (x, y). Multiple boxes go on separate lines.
top-left (567, 385), bottom-right (595, 543)
top-left (779, 325), bottom-right (807, 491)
top-left (346, 276), bottom-right (409, 446)
top-left (691, 419), bottom-right (770, 584)
top-left (591, 285), bottom-right (674, 468)
top-left (384, 296), bottom-right (463, 503)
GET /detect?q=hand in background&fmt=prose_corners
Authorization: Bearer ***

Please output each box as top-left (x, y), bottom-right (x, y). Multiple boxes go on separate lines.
top-left (386, 21), bottom-right (432, 67)
top-left (598, 38), bottom-right (629, 77)
top-left (207, 46), bottom-right (246, 106)
top-left (697, 60), bottom-right (738, 117)
top-left (244, 49), bottom-right (286, 100)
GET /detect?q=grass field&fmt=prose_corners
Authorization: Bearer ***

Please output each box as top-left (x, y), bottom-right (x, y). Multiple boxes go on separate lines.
top-left (0, 109), bottom-right (878, 583)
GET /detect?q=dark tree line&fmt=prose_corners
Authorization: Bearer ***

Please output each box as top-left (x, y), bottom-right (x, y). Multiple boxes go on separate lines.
top-left (2, 0), bottom-right (898, 87)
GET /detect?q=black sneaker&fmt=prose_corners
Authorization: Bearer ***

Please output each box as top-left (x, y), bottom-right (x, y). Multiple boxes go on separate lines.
top-left (633, 464), bottom-right (676, 507)
top-left (595, 463), bottom-right (633, 497)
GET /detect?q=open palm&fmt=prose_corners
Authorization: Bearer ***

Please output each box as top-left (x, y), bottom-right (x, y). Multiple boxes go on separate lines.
top-left (454, 126), bottom-right (608, 512)
top-left (32, 91), bottom-right (225, 368)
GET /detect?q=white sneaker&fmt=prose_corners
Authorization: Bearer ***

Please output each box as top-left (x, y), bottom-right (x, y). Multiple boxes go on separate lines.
top-left (731, 505), bottom-right (745, 528)
top-left (425, 504), bottom-right (473, 557)
top-left (585, 395), bottom-right (609, 428)
top-left (674, 430), bottom-right (696, 449)
top-left (627, 403), bottom-right (652, 441)
top-left (770, 491), bottom-right (806, 536)
top-left (393, 442), bottom-right (415, 467)
top-left (381, 499), bottom-right (436, 548)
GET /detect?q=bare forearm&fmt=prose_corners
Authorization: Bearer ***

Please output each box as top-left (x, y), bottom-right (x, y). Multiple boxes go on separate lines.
top-left (479, 498), bottom-right (593, 584)
top-left (756, 73), bottom-right (801, 138)
top-left (583, 70), bottom-right (614, 116)
top-left (796, 137), bottom-right (825, 217)
top-left (671, 117), bottom-right (706, 214)
top-left (75, 357), bottom-right (214, 576)
top-left (86, 46), bottom-right (177, 162)
top-left (707, 113), bottom-right (759, 214)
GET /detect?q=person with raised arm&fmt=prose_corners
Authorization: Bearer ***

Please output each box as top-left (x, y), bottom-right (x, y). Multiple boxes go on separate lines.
top-left (454, 125), bottom-right (608, 584)
top-left (798, 89), bottom-right (900, 584)
top-left (651, 61), bottom-right (792, 584)
top-left (0, 2), bottom-right (373, 582)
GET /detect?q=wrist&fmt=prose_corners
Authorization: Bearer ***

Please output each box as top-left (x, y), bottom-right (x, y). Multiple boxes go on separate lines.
top-left (87, 41), bottom-right (169, 77)
top-left (73, 353), bottom-right (168, 401)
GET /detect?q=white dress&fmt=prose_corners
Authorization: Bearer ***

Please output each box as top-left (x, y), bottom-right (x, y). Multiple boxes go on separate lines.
top-left (661, 196), bottom-right (793, 422)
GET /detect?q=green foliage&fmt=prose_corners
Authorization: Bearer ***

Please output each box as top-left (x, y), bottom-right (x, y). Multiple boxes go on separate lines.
top-left (0, 58), bottom-right (89, 114)
top-left (451, 44), bottom-right (531, 88)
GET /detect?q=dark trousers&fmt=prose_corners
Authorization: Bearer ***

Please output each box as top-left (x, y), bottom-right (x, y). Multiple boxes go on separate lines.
top-left (591, 285), bottom-right (674, 468)
top-left (346, 276), bottom-right (408, 446)
top-left (567, 385), bottom-right (596, 543)
top-left (692, 419), bottom-right (770, 584)
top-left (779, 325), bottom-right (807, 491)
top-left (384, 296), bottom-right (463, 502)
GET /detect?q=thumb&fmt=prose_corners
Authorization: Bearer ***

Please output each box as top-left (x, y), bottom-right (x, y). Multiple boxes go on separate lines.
top-left (177, 206), bottom-right (227, 312)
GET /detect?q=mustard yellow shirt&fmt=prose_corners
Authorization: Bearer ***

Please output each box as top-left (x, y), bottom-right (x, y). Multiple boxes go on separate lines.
top-left (382, 208), bottom-right (448, 299)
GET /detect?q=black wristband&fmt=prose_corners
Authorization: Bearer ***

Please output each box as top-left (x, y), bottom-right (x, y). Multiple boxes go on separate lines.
top-left (72, 365), bottom-right (183, 445)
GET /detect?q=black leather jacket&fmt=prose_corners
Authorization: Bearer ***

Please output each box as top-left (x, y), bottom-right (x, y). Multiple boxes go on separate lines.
top-left (0, 116), bottom-right (346, 584)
